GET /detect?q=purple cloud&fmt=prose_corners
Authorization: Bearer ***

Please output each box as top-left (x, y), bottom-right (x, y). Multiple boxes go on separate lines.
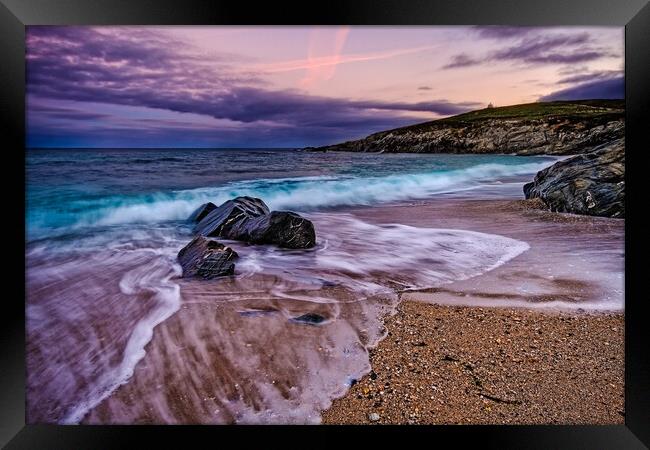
top-left (26, 99), bottom-right (429, 148)
top-left (442, 53), bottom-right (481, 69)
top-left (26, 26), bottom-right (481, 147)
top-left (539, 76), bottom-right (624, 101)
top-left (28, 104), bottom-right (112, 121)
top-left (444, 31), bottom-right (614, 69)
top-left (473, 26), bottom-right (538, 39)
top-left (557, 70), bottom-right (623, 84)
top-left (492, 33), bottom-right (593, 63)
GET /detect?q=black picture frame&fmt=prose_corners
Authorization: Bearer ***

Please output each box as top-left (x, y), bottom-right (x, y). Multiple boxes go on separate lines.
top-left (2, 0), bottom-right (648, 447)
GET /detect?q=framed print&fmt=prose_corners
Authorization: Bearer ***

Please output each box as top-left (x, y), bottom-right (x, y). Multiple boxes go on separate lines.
top-left (1, 0), bottom-right (649, 447)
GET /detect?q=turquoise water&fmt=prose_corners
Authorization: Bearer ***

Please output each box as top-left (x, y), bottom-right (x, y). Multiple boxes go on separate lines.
top-left (26, 148), bottom-right (556, 424)
top-left (27, 148), bottom-right (555, 239)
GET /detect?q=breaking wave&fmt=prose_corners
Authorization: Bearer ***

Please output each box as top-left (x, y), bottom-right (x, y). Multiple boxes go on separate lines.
top-left (28, 160), bottom-right (552, 239)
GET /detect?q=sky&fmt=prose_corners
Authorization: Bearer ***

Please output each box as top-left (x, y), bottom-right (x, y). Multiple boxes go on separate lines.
top-left (26, 26), bottom-right (624, 148)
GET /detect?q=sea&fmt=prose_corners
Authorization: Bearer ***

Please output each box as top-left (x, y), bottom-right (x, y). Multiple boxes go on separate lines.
top-left (26, 148), bottom-right (560, 424)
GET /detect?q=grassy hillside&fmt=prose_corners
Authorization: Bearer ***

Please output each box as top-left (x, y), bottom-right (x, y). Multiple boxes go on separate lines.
top-left (311, 99), bottom-right (625, 155)
top-left (380, 100), bottom-right (624, 135)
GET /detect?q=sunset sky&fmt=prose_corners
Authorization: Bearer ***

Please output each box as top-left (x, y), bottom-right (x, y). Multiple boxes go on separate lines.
top-left (26, 26), bottom-right (624, 148)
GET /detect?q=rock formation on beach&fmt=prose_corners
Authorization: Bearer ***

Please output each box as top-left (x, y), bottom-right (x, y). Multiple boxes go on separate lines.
top-left (193, 196), bottom-right (316, 249)
top-left (523, 138), bottom-right (624, 218)
top-left (177, 236), bottom-right (238, 279)
top-left (178, 197), bottom-right (316, 279)
top-left (306, 100), bottom-right (624, 156)
top-left (187, 201), bottom-right (216, 222)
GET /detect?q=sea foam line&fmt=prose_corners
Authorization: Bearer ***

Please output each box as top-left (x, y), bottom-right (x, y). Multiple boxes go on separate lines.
top-left (60, 253), bottom-right (182, 424)
top-left (27, 160), bottom-right (555, 239)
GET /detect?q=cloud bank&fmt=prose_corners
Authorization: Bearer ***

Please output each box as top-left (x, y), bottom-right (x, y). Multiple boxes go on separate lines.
top-left (444, 28), bottom-right (618, 69)
top-left (26, 26), bottom-right (623, 148)
top-left (539, 77), bottom-right (624, 101)
top-left (27, 27), bottom-right (478, 147)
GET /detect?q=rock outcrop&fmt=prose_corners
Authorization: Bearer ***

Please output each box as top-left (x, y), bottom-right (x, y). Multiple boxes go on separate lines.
top-left (193, 196), bottom-right (270, 236)
top-left (177, 236), bottom-right (238, 279)
top-left (193, 196), bottom-right (316, 249)
top-left (188, 202), bottom-right (216, 223)
top-left (308, 100), bottom-right (624, 156)
top-left (523, 138), bottom-right (624, 218)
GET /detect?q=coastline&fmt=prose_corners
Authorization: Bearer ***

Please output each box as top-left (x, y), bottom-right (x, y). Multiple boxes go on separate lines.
top-left (350, 197), bottom-right (624, 311)
top-left (322, 197), bottom-right (624, 424)
top-left (78, 194), bottom-right (624, 424)
top-left (21, 24), bottom-right (628, 428)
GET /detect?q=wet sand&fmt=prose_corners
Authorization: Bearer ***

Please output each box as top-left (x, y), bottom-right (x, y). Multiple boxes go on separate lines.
top-left (84, 275), bottom-right (393, 424)
top-left (350, 197), bottom-right (624, 311)
top-left (323, 198), bottom-right (624, 424)
top-left (80, 197), bottom-right (624, 424)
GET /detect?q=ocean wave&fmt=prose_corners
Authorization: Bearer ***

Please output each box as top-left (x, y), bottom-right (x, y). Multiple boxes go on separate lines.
top-left (27, 160), bottom-right (553, 237)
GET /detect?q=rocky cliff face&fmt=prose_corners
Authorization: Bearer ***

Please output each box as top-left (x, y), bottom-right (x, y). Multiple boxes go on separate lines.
top-left (523, 138), bottom-right (624, 218)
top-left (309, 101), bottom-right (624, 156)
top-left (307, 100), bottom-right (625, 218)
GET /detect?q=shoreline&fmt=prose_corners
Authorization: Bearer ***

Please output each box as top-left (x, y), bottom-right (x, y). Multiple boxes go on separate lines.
top-left (84, 196), bottom-right (623, 424)
top-left (26, 191), bottom-right (624, 425)
top-left (348, 197), bottom-right (624, 312)
top-left (321, 197), bottom-right (624, 424)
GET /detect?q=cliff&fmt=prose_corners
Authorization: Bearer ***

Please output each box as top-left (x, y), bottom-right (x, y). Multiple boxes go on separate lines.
top-left (308, 100), bottom-right (624, 156)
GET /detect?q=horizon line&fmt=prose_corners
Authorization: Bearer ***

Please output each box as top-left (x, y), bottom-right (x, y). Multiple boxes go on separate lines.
top-left (26, 146), bottom-right (302, 150)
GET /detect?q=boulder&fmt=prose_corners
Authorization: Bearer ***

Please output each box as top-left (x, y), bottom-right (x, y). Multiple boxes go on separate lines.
top-left (177, 236), bottom-right (238, 279)
top-left (193, 196), bottom-right (270, 236)
top-left (227, 211), bottom-right (316, 249)
top-left (188, 202), bottom-right (217, 223)
top-left (193, 197), bottom-right (316, 249)
top-left (523, 138), bottom-right (624, 218)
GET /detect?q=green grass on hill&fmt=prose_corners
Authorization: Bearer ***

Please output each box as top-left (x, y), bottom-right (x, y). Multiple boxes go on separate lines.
top-left (441, 99), bottom-right (624, 123)
top-left (377, 100), bottom-right (624, 136)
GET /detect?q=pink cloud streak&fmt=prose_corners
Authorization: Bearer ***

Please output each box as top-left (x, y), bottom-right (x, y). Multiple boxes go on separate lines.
top-left (256, 42), bottom-right (439, 76)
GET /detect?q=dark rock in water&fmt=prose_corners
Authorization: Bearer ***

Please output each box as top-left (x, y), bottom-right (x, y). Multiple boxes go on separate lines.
top-left (229, 211), bottom-right (316, 249)
top-left (291, 313), bottom-right (327, 324)
top-left (193, 196), bottom-right (270, 236)
top-left (193, 196), bottom-right (316, 249)
top-left (523, 138), bottom-right (624, 218)
top-left (177, 236), bottom-right (238, 279)
top-left (188, 202), bottom-right (217, 223)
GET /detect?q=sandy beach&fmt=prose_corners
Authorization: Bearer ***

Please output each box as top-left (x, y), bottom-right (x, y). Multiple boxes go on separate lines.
top-left (322, 301), bottom-right (624, 425)
top-left (352, 196), bottom-right (624, 310)
top-left (73, 195), bottom-right (625, 424)
top-left (321, 197), bottom-right (624, 424)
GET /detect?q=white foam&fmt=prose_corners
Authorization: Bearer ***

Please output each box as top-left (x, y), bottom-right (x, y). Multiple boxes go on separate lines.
top-left (60, 253), bottom-right (182, 424)
top-left (30, 160), bottom-right (554, 235)
top-left (235, 213), bottom-right (531, 296)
